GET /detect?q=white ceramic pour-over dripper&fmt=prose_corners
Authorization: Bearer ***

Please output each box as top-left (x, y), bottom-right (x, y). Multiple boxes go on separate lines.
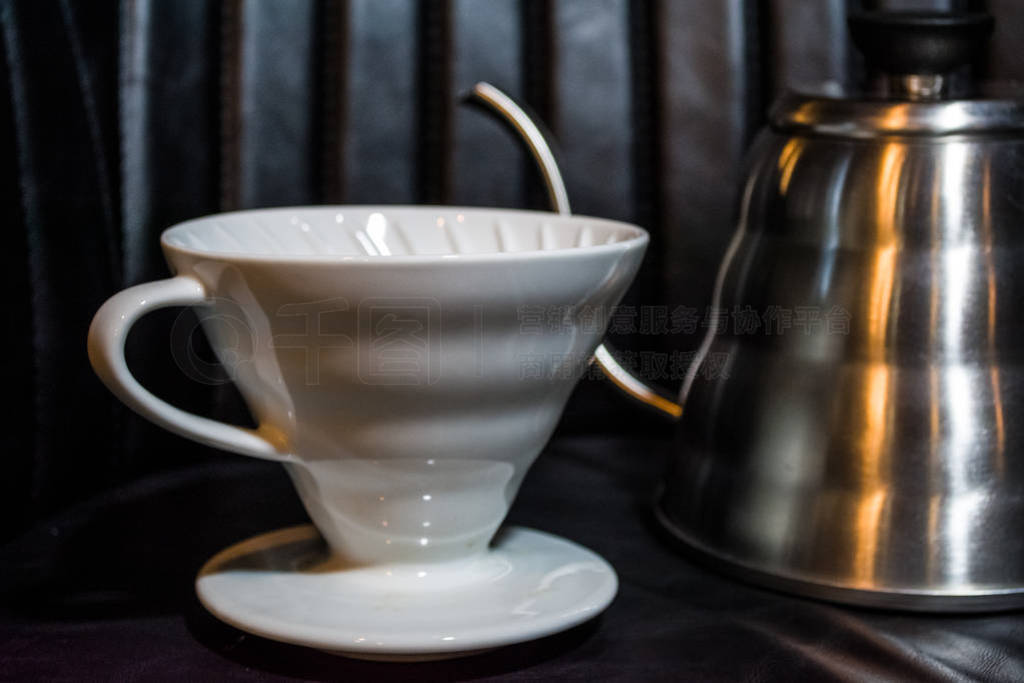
top-left (89, 206), bottom-right (647, 568)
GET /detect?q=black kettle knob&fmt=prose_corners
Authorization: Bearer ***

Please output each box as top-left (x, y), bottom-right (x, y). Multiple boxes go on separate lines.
top-left (848, 11), bottom-right (993, 99)
top-left (849, 11), bottom-right (993, 75)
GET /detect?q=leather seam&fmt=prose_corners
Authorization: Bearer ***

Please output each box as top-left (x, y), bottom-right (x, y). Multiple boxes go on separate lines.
top-left (58, 0), bottom-right (121, 286)
top-left (219, 0), bottom-right (243, 211)
top-left (0, 1), bottom-right (43, 510)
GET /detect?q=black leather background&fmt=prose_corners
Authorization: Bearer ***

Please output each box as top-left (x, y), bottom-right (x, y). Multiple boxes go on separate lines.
top-left (3, 436), bottom-right (1024, 681)
top-left (5, 0), bottom-right (1024, 534)
top-left (3, 0), bottom-right (1024, 679)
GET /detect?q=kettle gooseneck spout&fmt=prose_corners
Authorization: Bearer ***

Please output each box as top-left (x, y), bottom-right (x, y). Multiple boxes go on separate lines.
top-left (465, 81), bottom-right (688, 419)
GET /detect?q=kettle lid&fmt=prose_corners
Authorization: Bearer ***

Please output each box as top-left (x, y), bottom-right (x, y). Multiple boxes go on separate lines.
top-left (771, 11), bottom-right (1024, 137)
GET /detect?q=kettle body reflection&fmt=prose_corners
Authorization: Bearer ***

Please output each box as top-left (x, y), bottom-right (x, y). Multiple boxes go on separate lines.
top-left (645, 11), bottom-right (1024, 610)
top-left (655, 110), bottom-right (1024, 611)
top-left (476, 10), bottom-right (1024, 610)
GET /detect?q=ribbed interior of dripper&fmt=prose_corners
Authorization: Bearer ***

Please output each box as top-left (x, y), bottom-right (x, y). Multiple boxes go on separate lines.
top-left (163, 207), bottom-right (640, 258)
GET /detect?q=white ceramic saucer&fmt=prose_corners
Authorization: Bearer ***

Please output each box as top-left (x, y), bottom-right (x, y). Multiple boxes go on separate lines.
top-left (196, 524), bottom-right (617, 661)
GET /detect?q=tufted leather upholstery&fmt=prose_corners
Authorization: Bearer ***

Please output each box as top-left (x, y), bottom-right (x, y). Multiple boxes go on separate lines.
top-left (6, 3), bottom-right (1024, 680)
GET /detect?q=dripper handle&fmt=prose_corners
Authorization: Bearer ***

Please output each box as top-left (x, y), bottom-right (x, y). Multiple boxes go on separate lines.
top-left (88, 276), bottom-right (293, 462)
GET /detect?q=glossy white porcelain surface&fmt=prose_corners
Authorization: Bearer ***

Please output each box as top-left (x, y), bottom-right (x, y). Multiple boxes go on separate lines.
top-left (88, 206), bottom-right (648, 568)
top-left (196, 524), bottom-right (618, 660)
top-left (162, 205), bottom-right (640, 257)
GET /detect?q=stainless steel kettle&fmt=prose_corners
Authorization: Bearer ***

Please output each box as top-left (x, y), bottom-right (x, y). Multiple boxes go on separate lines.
top-left (637, 10), bottom-right (1024, 611)
top-left (472, 10), bottom-right (1024, 611)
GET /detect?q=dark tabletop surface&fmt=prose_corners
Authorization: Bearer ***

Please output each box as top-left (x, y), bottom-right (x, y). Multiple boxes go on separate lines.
top-left (2, 434), bottom-right (1023, 682)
